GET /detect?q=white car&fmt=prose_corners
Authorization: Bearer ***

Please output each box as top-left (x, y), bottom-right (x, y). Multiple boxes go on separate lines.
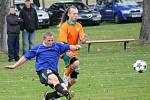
top-left (15, 3), bottom-right (50, 28)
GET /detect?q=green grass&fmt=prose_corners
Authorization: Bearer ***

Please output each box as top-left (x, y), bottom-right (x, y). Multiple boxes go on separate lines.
top-left (1, 22), bottom-right (150, 100)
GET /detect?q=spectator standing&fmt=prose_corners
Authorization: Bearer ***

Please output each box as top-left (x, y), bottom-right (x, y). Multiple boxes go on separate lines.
top-left (19, 0), bottom-right (38, 54)
top-left (7, 6), bottom-right (22, 62)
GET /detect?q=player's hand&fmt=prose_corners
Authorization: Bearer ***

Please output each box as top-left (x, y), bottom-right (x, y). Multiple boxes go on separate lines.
top-left (76, 45), bottom-right (81, 50)
top-left (80, 35), bottom-right (87, 43)
top-left (4, 65), bottom-right (16, 69)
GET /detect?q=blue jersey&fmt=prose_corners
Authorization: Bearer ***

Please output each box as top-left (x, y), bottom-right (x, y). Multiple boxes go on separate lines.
top-left (24, 42), bottom-right (70, 72)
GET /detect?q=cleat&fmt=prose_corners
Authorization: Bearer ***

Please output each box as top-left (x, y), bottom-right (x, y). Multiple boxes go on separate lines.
top-left (44, 92), bottom-right (55, 100)
top-left (66, 92), bottom-right (71, 100)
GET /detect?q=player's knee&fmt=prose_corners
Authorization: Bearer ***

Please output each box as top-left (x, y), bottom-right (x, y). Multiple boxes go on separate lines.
top-left (48, 74), bottom-right (59, 85)
top-left (74, 60), bottom-right (80, 66)
top-left (71, 60), bottom-right (80, 69)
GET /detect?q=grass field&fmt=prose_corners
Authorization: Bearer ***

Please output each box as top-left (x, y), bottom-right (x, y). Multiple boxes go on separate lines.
top-left (1, 22), bottom-right (150, 100)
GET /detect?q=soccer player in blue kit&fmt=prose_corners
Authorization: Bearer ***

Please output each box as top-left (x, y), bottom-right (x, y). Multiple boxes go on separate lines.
top-left (5, 32), bottom-right (81, 100)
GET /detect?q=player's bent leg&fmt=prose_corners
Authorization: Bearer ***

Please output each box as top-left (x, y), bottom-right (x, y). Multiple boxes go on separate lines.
top-left (48, 74), bottom-right (71, 100)
top-left (68, 78), bottom-right (77, 89)
top-left (37, 70), bottom-right (68, 100)
top-left (70, 78), bottom-right (77, 84)
top-left (63, 60), bottom-right (79, 87)
top-left (47, 74), bottom-right (60, 86)
top-left (71, 60), bottom-right (80, 69)
top-left (64, 66), bottom-right (73, 77)
top-left (54, 84), bottom-right (71, 100)
top-left (44, 91), bottom-right (61, 100)
top-left (64, 59), bottom-right (80, 77)
top-left (67, 70), bottom-right (79, 89)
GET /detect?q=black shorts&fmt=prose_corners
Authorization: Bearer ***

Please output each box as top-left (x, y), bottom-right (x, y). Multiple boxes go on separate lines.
top-left (37, 69), bottom-right (63, 88)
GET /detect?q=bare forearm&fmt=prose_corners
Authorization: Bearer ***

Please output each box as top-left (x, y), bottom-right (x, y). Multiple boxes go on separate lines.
top-left (13, 56), bottom-right (27, 68)
top-left (5, 56), bottom-right (27, 69)
top-left (80, 35), bottom-right (86, 43)
top-left (69, 45), bottom-right (81, 51)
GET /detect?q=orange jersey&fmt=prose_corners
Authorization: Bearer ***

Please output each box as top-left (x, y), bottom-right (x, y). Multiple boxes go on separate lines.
top-left (58, 21), bottom-right (85, 56)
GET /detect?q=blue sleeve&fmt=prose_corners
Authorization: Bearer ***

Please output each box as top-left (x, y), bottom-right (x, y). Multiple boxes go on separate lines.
top-left (24, 45), bottom-right (40, 59)
top-left (57, 42), bottom-right (70, 54)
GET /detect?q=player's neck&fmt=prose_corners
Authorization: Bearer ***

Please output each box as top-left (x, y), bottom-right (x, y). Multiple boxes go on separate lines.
top-left (67, 19), bottom-right (76, 25)
top-left (43, 42), bottom-right (52, 47)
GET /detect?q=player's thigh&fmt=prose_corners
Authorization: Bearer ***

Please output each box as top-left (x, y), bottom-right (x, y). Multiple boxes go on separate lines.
top-left (48, 74), bottom-right (61, 85)
top-left (37, 69), bottom-right (54, 84)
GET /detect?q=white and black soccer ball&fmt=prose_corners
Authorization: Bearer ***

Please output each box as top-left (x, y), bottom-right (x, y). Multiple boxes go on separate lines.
top-left (133, 60), bottom-right (147, 73)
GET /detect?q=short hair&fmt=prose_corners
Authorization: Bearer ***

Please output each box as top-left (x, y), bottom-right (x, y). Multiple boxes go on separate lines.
top-left (43, 32), bottom-right (54, 39)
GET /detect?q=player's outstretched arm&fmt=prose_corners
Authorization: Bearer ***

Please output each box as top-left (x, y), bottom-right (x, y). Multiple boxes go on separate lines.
top-left (69, 45), bottom-right (81, 51)
top-left (5, 56), bottom-right (27, 69)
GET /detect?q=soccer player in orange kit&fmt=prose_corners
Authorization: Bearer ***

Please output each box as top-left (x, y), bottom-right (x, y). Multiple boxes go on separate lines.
top-left (58, 6), bottom-right (86, 89)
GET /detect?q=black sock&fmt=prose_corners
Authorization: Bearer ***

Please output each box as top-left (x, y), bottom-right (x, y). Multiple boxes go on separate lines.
top-left (46, 91), bottom-right (61, 100)
top-left (54, 84), bottom-right (70, 98)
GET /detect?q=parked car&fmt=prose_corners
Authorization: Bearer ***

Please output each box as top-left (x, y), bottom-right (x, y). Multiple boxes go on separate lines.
top-left (136, 1), bottom-right (143, 6)
top-left (88, 4), bottom-right (96, 10)
top-left (15, 3), bottom-right (50, 28)
top-left (94, 0), bottom-right (143, 23)
top-left (46, 1), bottom-right (102, 25)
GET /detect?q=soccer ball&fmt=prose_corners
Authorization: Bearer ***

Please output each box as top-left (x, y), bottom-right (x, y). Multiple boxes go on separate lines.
top-left (133, 60), bottom-right (147, 73)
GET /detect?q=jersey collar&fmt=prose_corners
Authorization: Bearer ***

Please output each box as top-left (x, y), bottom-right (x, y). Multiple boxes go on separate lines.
top-left (43, 42), bottom-right (53, 47)
top-left (66, 20), bottom-right (76, 26)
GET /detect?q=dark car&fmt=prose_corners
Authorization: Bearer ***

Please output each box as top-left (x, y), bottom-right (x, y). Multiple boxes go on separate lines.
top-left (46, 1), bottom-right (101, 25)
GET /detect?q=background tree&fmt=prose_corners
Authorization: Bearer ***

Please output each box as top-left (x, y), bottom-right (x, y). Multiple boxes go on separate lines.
top-left (0, 0), bottom-right (9, 51)
top-left (140, 0), bottom-right (150, 43)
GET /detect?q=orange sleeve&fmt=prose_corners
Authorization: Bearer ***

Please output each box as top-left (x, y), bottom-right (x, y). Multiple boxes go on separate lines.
top-left (58, 24), bottom-right (68, 42)
top-left (79, 23), bottom-right (85, 37)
